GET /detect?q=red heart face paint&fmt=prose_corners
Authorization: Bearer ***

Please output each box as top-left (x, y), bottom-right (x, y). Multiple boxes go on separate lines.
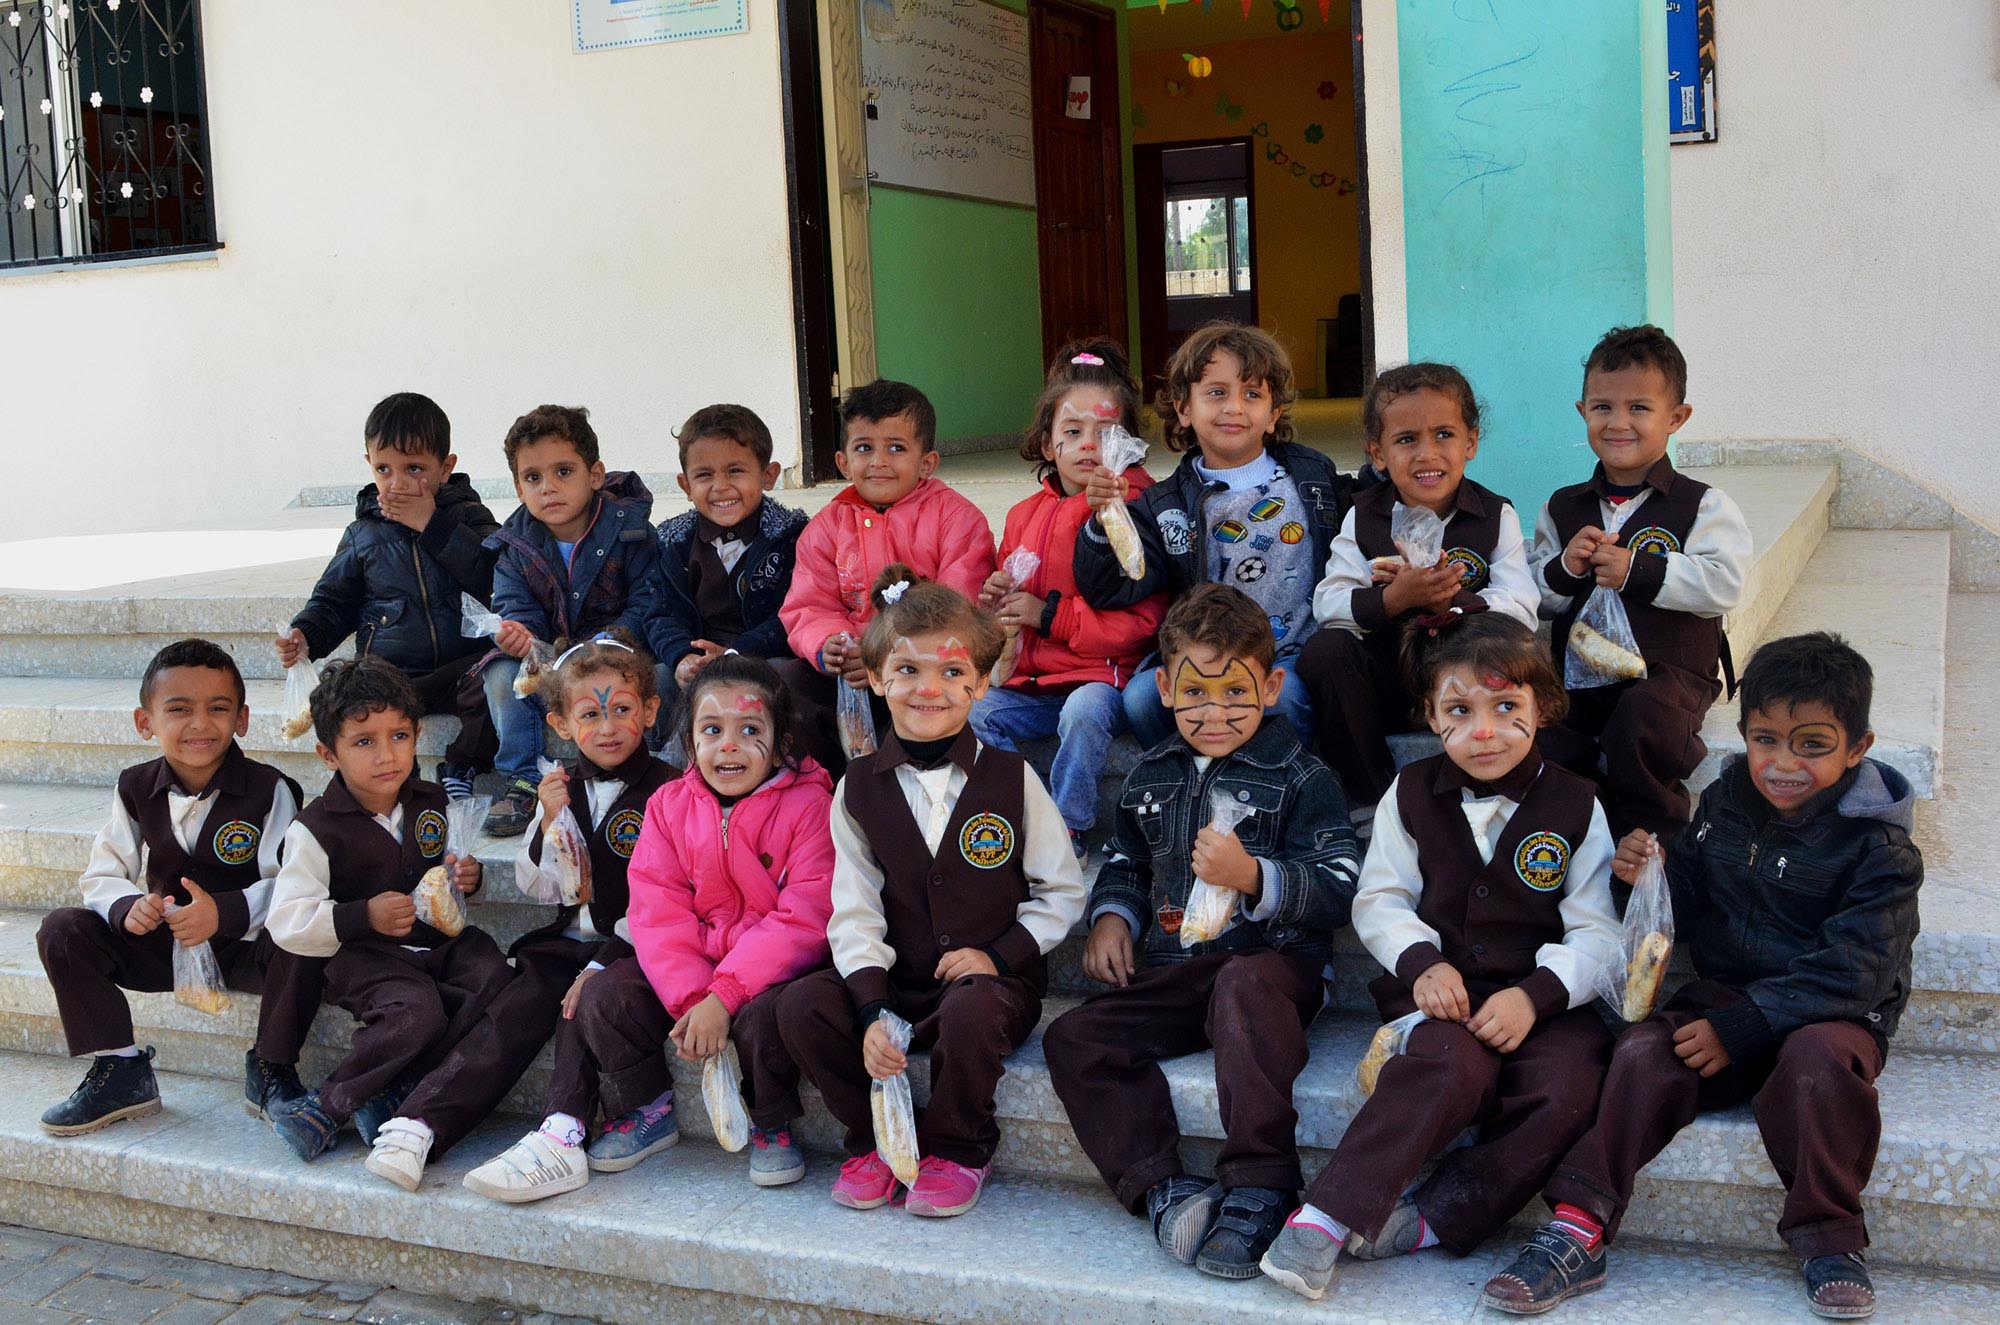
top-left (1429, 665), bottom-right (1537, 782)
top-left (875, 630), bottom-right (987, 743)
top-left (693, 683), bottom-right (776, 798)
top-left (1163, 647), bottom-right (1266, 757)
top-left (563, 668), bottom-right (655, 769)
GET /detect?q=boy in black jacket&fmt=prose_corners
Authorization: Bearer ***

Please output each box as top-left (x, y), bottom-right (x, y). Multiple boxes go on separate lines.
top-left (1484, 632), bottom-right (1922, 1321)
top-left (282, 393), bottom-right (500, 800)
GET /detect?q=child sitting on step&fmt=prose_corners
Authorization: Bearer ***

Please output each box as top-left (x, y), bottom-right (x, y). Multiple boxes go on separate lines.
top-left (776, 567), bottom-right (1085, 1217)
top-left (37, 640), bottom-right (320, 1135)
top-left (1261, 611), bottom-right (1621, 1302)
top-left (1042, 584), bottom-right (1360, 1281)
top-left (1482, 633), bottom-right (1922, 1322)
top-left (460, 631), bottom-right (680, 1203)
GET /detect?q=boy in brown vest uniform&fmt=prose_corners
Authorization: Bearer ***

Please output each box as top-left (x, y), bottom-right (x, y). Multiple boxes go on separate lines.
top-left (1532, 325), bottom-right (1752, 842)
top-left (264, 658), bottom-right (526, 1193)
top-left (1043, 584), bottom-right (1361, 1281)
top-left (38, 640), bottom-right (318, 1135)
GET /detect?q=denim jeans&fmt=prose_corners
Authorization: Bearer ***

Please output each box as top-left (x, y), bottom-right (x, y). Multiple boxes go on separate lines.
top-left (969, 682), bottom-right (1126, 835)
top-left (483, 657), bottom-right (547, 786)
top-left (1121, 659), bottom-right (1315, 750)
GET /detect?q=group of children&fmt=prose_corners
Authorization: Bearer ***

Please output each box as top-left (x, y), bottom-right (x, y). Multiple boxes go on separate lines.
top-left (35, 319), bottom-right (1921, 1321)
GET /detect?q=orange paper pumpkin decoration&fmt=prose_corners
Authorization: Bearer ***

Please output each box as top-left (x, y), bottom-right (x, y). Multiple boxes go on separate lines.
top-left (1183, 53), bottom-right (1213, 78)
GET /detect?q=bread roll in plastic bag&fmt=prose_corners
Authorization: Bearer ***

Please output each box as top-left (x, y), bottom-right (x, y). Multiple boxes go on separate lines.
top-left (1595, 841), bottom-right (1675, 1022)
top-left (836, 673), bottom-right (878, 763)
top-left (514, 640), bottom-right (556, 699)
top-left (1390, 503), bottom-right (1446, 569)
top-left (703, 1042), bottom-right (753, 1152)
top-left (278, 625), bottom-right (317, 742)
top-left (537, 758), bottom-right (593, 907)
top-left (1564, 500), bottom-right (1648, 690)
top-left (1355, 1010), bottom-right (1426, 1096)
top-left (412, 865), bottom-right (466, 937)
top-left (1095, 426), bottom-right (1149, 580)
top-left (1179, 790), bottom-right (1259, 948)
top-left (459, 593), bottom-right (501, 640)
top-left (989, 548), bottom-right (1044, 685)
top-left (164, 898), bottom-right (232, 1015)
top-left (870, 1011), bottom-right (920, 1185)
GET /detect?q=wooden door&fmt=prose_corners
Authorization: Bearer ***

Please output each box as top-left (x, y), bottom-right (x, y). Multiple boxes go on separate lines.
top-left (1030, 0), bottom-right (1127, 358)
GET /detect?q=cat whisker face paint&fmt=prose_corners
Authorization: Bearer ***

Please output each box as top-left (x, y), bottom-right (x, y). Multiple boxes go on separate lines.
top-left (692, 683), bottom-right (775, 798)
top-left (872, 630), bottom-right (989, 743)
top-left (1159, 644), bottom-right (1274, 758)
top-left (1427, 665), bottom-right (1538, 782)
top-left (1045, 386), bottom-right (1119, 496)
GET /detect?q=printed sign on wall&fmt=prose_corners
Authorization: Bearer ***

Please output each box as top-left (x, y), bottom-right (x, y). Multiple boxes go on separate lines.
top-left (573, 0), bottom-right (747, 53)
top-left (1667, 0), bottom-right (1717, 142)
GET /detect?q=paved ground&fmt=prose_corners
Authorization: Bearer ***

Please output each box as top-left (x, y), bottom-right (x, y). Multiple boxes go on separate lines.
top-left (0, 1223), bottom-right (600, 1325)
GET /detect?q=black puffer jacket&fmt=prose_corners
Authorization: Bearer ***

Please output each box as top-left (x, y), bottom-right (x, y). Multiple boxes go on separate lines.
top-left (292, 474), bottom-right (501, 673)
top-left (1672, 755), bottom-right (1922, 1062)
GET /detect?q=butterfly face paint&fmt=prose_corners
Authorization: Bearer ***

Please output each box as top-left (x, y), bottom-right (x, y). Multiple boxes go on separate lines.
top-left (1427, 664), bottom-right (1537, 782)
top-left (873, 629), bottom-right (988, 743)
top-left (1045, 385), bottom-right (1121, 496)
top-left (692, 683), bottom-right (776, 799)
top-left (560, 667), bottom-right (657, 771)
top-left (1742, 698), bottom-right (1871, 814)
top-left (1161, 646), bottom-right (1269, 757)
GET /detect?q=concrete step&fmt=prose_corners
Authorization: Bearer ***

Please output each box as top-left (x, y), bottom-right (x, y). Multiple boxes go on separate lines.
top-left (8, 1056), bottom-right (1999, 1325)
top-left (1704, 463), bottom-right (1837, 658)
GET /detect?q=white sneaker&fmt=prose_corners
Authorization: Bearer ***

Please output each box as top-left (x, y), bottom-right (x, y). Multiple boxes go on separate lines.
top-left (463, 1129), bottom-right (589, 1204)
top-left (364, 1117), bottom-right (434, 1192)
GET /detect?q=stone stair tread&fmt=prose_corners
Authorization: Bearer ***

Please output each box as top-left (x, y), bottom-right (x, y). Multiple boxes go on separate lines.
top-left (2, 1051), bottom-right (1997, 1325)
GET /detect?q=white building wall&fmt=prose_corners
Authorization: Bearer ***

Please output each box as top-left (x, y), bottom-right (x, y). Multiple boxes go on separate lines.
top-left (1672, 0), bottom-right (2000, 529)
top-left (0, 1), bottom-right (800, 541)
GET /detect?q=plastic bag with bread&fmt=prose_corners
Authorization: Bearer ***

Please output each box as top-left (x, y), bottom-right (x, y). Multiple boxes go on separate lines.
top-left (1563, 499), bottom-right (1649, 690)
top-left (278, 625), bottom-right (317, 743)
top-left (1355, 1010), bottom-right (1426, 1096)
top-left (703, 1043), bottom-right (753, 1152)
top-left (1179, 790), bottom-right (1260, 947)
top-left (870, 1011), bottom-right (920, 1186)
top-left (1594, 839), bottom-right (1676, 1022)
top-left (169, 928), bottom-right (232, 1016)
top-left (1094, 426), bottom-right (1150, 580)
top-left (988, 548), bottom-right (1043, 685)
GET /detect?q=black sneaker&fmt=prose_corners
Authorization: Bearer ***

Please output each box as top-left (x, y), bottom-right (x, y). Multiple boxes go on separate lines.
top-left (40, 1048), bottom-right (161, 1136)
top-left (242, 1049), bottom-right (307, 1121)
top-left (1481, 1224), bottom-right (1608, 1315)
top-left (482, 780), bottom-right (538, 836)
top-left (355, 1072), bottom-right (419, 1147)
top-left (270, 1090), bottom-right (342, 1162)
top-left (1147, 1175), bottom-right (1220, 1265)
top-left (1802, 1253), bottom-right (1875, 1320)
top-left (1194, 1185), bottom-right (1290, 1280)
top-left (437, 762), bottom-right (479, 803)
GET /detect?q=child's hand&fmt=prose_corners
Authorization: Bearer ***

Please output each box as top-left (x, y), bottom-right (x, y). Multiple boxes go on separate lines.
top-left (1082, 914), bottom-right (1136, 988)
top-left (495, 620), bottom-right (536, 659)
top-left (840, 658), bottom-right (871, 687)
top-left (1369, 555), bottom-right (1407, 585)
top-left (935, 947), bottom-right (999, 983)
top-left (1382, 560), bottom-right (1462, 617)
top-left (1611, 830), bottom-right (1659, 885)
top-left (862, 1016), bottom-right (908, 1080)
top-left (993, 591), bottom-right (1050, 633)
top-left (1468, 987), bottom-right (1536, 1054)
top-left (124, 893), bottom-right (166, 937)
top-left (1413, 961), bottom-right (1471, 1021)
top-left (275, 628), bottom-right (308, 668)
top-left (820, 634), bottom-right (850, 676)
top-left (979, 569), bottom-right (1016, 608)
top-left (163, 878), bottom-right (219, 947)
top-left (368, 891), bottom-right (417, 938)
top-left (449, 853), bottom-right (482, 897)
top-left (1589, 540), bottom-right (1634, 589)
top-left (537, 763), bottom-right (571, 824)
top-left (377, 482), bottom-right (437, 534)
top-left (1673, 1018), bottom-right (1731, 1077)
top-left (1562, 526), bottom-right (1608, 578)
top-left (1192, 826), bottom-right (1259, 896)
top-left (1084, 467), bottom-right (1127, 513)
top-left (560, 966), bottom-right (597, 1020)
top-left (674, 640), bottom-right (728, 687)
top-left (669, 993), bottom-right (733, 1062)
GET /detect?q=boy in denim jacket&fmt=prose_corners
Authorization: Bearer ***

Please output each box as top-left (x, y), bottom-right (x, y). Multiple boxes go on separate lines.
top-left (1042, 584), bottom-right (1360, 1281)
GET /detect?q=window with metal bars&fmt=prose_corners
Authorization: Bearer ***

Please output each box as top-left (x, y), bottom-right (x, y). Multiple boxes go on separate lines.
top-left (1, 0), bottom-right (216, 269)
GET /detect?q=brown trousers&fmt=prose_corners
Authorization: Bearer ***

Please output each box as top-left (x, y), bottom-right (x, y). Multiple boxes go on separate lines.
top-left (543, 955), bottom-right (670, 1122)
top-left (1544, 980), bottom-right (1885, 1259)
top-left (1294, 627), bottom-right (1416, 808)
top-left (37, 906), bottom-right (324, 1065)
top-left (1305, 1006), bottom-right (1614, 1254)
top-left (1043, 949), bottom-right (1325, 1212)
top-left (407, 650), bottom-right (500, 772)
top-left (776, 968), bottom-right (1041, 1169)
top-left (1541, 663), bottom-right (1720, 844)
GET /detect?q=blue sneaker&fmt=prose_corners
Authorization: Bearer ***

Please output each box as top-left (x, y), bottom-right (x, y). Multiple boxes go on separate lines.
top-left (587, 1096), bottom-right (679, 1173)
top-left (748, 1124), bottom-right (806, 1187)
top-left (270, 1091), bottom-right (342, 1162)
top-left (355, 1075), bottom-right (417, 1148)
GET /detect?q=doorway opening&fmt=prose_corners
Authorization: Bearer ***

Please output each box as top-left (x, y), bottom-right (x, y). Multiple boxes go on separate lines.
top-left (1135, 138), bottom-right (1258, 394)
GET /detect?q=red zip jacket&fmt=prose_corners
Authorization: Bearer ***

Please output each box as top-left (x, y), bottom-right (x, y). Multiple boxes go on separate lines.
top-left (1001, 468), bottom-right (1165, 692)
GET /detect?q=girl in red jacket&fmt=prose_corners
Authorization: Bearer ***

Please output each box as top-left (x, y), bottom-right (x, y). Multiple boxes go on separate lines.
top-left (625, 654), bottom-right (838, 1187)
top-left (973, 339), bottom-right (1167, 846)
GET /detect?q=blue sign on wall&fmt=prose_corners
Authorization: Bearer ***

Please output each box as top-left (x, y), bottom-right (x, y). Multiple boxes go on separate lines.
top-left (1667, 0), bottom-right (1716, 142)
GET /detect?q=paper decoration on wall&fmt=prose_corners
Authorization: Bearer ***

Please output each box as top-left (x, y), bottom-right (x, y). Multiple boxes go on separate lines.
top-left (1303, 122), bottom-right (1324, 143)
top-left (1317, 80), bottom-right (1338, 99)
top-left (1274, 0), bottom-right (1304, 31)
top-left (1183, 52), bottom-right (1213, 78)
top-left (1317, 0), bottom-right (1330, 21)
top-left (1221, 110), bottom-right (1354, 194)
top-left (1132, 103), bottom-right (1148, 128)
top-left (1239, 0), bottom-right (1250, 16)
top-left (1216, 92), bottom-right (1245, 120)
top-left (1164, 76), bottom-right (1186, 98)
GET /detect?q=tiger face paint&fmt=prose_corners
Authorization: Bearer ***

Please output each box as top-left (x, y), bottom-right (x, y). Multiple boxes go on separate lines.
top-left (550, 666), bottom-right (659, 771)
top-left (1158, 645), bottom-right (1277, 758)
top-left (871, 629), bottom-right (990, 743)
top-left (1427, 664), bottom-right (1538, 782)
top-left (692, 683), bottom-right (776, 799)
top-left (1043, 385), bottom-right (1120, 497)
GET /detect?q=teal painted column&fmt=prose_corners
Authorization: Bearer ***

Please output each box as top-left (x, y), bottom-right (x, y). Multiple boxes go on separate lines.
top-left (1393, 0), bottom-right (1671, 525)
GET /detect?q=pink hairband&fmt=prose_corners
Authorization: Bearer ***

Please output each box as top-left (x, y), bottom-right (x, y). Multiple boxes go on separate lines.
top-left (1071, 352), bottom-right (1104, 366)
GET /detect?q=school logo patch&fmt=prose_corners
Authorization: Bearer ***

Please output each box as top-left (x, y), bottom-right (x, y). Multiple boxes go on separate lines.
top-left (605, 808), bottom-right (645, 859)
top-left (1248, 495), bottom-right (1286, 522)
top-left (1157, 509), bottom-right (1195, 557)
top-left (1515, 831), bottom-right (1570, 892)
top-left (1279, 521), bottom-right (1306, 545)
top-left (415, 809), bottom-right (448, 859)
top-left (1213, 519), bottom-right (1250, 545)
top-left (1626, 526), bottom-right (1681, 556)
top-left (1443, 547), bottom-right (1490, 591)
top-left (959, 813), bottom-right (1015, 869)
top-left (211, 820), bottom-right (258, 867)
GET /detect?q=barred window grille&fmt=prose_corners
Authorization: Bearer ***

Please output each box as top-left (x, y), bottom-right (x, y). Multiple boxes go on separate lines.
top-left (1, 0), bottom-right (215, 268)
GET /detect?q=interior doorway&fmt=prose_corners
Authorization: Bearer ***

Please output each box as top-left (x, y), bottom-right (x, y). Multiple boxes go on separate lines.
top-left (1134, 138), bottom-right (1257, 395)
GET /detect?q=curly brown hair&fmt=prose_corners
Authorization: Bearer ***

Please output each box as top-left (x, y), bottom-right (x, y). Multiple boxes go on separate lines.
top-left (547, 627), bottom-right (658, 716)
top-left (1157, 322), bottom-right (1297, 453)
top-left (1362, 362), bottom-right (1482, 442)
top-left (1019, 336), bottom-right (1147, 483)
top-left (857, 563), bottom-right (1006, 675)
top-left (503, 405), bottom-right (599, 476)
top-left (1156, 582), bottom-right (1277, 672)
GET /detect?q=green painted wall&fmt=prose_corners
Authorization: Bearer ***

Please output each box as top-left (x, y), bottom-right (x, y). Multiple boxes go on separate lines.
top-left (1396, 0), bottom-right (1672, 524)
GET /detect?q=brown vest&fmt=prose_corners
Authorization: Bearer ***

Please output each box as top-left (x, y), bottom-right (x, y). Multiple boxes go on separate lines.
top-left (523, 750), bottom-right (678, 944)
top-left (689, 526), bottom-right (749, 647)
top-left (295, 774), bottom-right (453, 948)
top-left (1353, 476), bottom-right (1509, 597)
top-left (118, 743), bottom-right (300, 905)
top-left (841, 732), bottom-right (1040, 998)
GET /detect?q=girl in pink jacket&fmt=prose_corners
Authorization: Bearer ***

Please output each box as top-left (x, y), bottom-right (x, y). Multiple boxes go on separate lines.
top-left (626, 654), bottom-right (837, 1186)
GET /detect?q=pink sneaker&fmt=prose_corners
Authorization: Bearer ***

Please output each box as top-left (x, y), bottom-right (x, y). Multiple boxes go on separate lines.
top-left (905, 1155), bottom-right (991, 1217)
top-left (831, 1151), bottom-right (901, 1210)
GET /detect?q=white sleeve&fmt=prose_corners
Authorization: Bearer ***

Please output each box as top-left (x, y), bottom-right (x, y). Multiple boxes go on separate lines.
top-left (1013, 766), bottom-right (1087, 952)
top-left (826, 778), bottom-right (896, 979)
top-left (510, 804), bottom-right (565, 905)
top-left (1478, 504), bottom-right (1541, 629)
top-left (1651, 486), bottom-right (1752, 617)
top-left (1311, 507), bottom-right (1371, 633)
top-left (80, 793), bottom-right (148, 923)
top-left (237, 779), bottom-right (300, 937)
top-left (1528, 500), bottom-right (1580, 619)
top-left (1349, 779), bottom-right (1442, 974)
top-left (266, 821), bottom-right (342, 958)
top-left (1532, 801), bottom-right (1624, 1008)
